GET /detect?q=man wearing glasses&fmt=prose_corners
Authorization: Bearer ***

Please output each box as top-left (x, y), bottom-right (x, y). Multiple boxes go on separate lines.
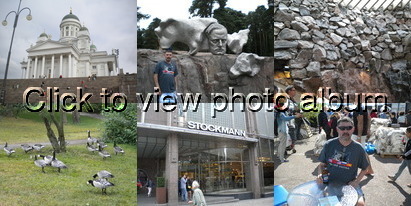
top-left (316, 117), bottom-right (369, 206)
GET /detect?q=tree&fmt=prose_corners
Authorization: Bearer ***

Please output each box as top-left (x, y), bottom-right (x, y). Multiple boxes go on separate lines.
top-left (140, 18), bottom-right (161, 49)
top-left (137, 6), bottom-right (150, 29)
top-left (244, 5), bottom-right (274, 56)
top-left (213, 7), bottom-right (247, 34)
top-left (189, 0), bottom-right (214, 17)
top-left (102, 104), bottom-right (137, 144)
top-left (40, 109), bottom-right (66, 153)
top-left (189, 0), bottom-right (227, 17)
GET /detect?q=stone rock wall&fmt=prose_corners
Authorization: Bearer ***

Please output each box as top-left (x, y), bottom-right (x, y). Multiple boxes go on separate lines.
top-left (2, 74), bottom-right (137, 104)
top-left (137, 49), bottom-right (274, 102)
top-left (274, 0), bottom-right (411, 102)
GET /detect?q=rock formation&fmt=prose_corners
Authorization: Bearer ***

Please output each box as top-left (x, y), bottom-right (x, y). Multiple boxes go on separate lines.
top-left (274, 0), bottom-right (411, 102)
top-left (137, 49), bottom-right (273, 102)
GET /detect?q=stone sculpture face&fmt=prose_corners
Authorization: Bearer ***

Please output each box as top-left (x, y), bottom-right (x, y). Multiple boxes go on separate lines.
top-left (155, 18), bottom-right (247, 56)
top-left (207, 27), bottom-right (227, 55)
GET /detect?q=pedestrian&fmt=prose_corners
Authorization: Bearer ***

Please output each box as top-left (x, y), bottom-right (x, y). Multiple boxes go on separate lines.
top-left (275, 97), bottom-right (303, 163)
top-left (329, 112), bottom-right (341, 138)
top-left (285, 86), bottom-right (302, 148)
top-left (388, 126), bottom-right (411, 187)
top-left (153, 48), bottom-right (178, 103)
top-left (180, 173), bottom-right (188, 201)
top-left (145, 178), bottom-right (154, 197)
top-left (186, 176), bottom-right (193, 201)
top-left (405, 110), bottom-right (411, 127)
top-left (188, 180), bottom-right (207, 206)
top-left (316, 117), bottom-right (370, 206)
top-left (318, 105), bottom-right (332, 140)
top-left (390, 112), bottom-right (398, 124)
top-left (352, 106), bottom-right (374, 176)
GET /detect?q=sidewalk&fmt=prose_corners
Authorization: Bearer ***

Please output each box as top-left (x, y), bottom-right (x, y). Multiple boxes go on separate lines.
top-left (137, 193), bottom-right (272, 206)
top-left (274, 135), bottom-right (411, 206)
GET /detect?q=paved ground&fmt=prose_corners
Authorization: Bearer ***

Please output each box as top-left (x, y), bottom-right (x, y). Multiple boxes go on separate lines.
top-left (137, 194), bottom-right (273, 206)
top-left (274, 135), bottom-right (411, 206)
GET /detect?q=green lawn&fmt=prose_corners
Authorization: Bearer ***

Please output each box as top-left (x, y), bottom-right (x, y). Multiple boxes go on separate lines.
top-left (0, 144), bottom-right (137, 205)
top-left (0, 112), bottom-right (103, 144)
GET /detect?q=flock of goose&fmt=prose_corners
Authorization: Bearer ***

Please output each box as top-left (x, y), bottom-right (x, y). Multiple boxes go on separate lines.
top-left (2, 131), bottom-right (125, 195)
top-left (86, 130), bottom-right (125, 159)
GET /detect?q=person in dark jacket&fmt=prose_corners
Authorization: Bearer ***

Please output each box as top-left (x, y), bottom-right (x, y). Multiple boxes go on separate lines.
top-left (186, 176), bottom-right (193, 201)
top-left (318, 108), bottom-right (331, 140)
top-left (388, 127), bottom-right (411, 187)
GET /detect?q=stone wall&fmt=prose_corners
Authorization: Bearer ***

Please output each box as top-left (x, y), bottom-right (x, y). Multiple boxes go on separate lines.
top-left (137, 49), bottom-right (274, 102)
top-left (2, 74), bottom-right (137, 104)
top-left (274, 0), bottom-right (411, 102)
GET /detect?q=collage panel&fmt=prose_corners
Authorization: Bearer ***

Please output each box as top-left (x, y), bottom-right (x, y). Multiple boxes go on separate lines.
top-left (137, 0), bottom-right (274, 205)
top-left (0, 0), bottom-right (137, 205)
top-left (274, 0), bottom-right (411, 206)
top-left (137, 103), bottom-right (274, 205)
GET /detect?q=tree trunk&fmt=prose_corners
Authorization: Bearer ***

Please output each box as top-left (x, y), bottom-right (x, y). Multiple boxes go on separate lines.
top-left (50, 110), bottom-right (66, 152)
top-left (41, 112), bottom-right (60, 152)
top-left (72, 109), bottom-right (80, 124)
top-left (62, 111), bottom-right (67, 124)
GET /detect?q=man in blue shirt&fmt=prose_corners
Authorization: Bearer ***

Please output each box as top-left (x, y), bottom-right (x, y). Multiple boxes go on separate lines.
top-left (180, 174), bottom-right (188, 202)
top-left (316, 117), bottom-right (369, 206)
top-left (154, 49), bottom-right (178, 103)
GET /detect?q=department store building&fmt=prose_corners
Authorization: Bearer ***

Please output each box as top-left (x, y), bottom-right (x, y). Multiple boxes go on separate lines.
top-left (137, 103), bottom-right (274, 204)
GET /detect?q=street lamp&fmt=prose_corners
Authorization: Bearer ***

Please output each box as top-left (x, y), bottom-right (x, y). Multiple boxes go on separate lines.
top-left (1, 0), bottom-right (32, 105)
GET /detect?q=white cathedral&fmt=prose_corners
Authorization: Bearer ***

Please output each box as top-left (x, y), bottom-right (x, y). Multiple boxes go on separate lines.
top-left (20, 10), bottom-right (118, 79)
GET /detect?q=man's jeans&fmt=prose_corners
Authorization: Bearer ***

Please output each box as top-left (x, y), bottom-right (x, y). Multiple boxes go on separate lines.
top-left (393, 159), bottom-right (411, 180)
top-left (181, 188), bottom-right (187, 201)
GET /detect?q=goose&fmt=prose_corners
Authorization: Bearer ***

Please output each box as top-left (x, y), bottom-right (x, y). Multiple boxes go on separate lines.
top-left (39, 154), bottom-right (55, 165)
top-left (4, 142), bottom-right (15, 156)
top-left (21, 144), bottom-right (34, 153)
top-left (93, 170), bottom-right (115, 179)
top-left (97, 140), bottom-right (107, 149)
top-left (33, 144), bottom-right (45, 151)
top-left (98, 145), bottom-right (111, 159)
top-left (51, 151), bottom-right (67, 173)
top-left (87, 130), bottom-right (97, 144)
top-left (32, 155), bottom-right (48, 173)
top-left (113, 142), bottom-right (124, 155)
top-left (87, 178), bottom-right (115, 194)
top-left (87, 143), bottom-right (97, 153)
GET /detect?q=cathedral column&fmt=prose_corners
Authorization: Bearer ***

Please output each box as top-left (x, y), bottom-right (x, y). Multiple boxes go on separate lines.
top-left (33, 57), bottom-right (38, 78)
top-left (68, 54), bottom-right (72, 77)
top-left (21, 67), bottom-right (25, 79)
top-left (86, 62), bottom-right (90, 77)
top-left (73, 58), bottom-right (77, 77)
top-left (25, 58), bottom-right (31, 79)
top-left (59, 54), bottom-right (63, 77)
top-left (105, 63), bottom-right (109, 76)
top-left (40, 55), bottom-right (45, 78)
top-left (51, 55), bottom-right (55, 78)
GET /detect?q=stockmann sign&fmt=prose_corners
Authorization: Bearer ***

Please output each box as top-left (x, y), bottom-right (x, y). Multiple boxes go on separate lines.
top-left (187, 121), bottom-right (246, 137)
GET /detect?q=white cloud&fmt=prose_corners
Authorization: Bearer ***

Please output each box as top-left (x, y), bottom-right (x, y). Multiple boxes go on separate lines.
top-left (0, 0), bottom-right (137, 79)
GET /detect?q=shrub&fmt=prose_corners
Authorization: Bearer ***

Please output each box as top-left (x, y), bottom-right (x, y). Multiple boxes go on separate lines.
top-left (157, 177), bottom-right (165, 188)
top-left (102, 104), bottom-right (137, 144)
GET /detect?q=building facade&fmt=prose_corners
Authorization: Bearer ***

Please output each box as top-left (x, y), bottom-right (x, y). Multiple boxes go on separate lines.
top-left (20, 10), bottom-right (118, 79)
top-left (137, 103), bottom-right (274, 204)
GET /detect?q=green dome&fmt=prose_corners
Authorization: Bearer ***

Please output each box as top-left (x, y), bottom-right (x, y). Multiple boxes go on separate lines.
top-left (80, 26), bottom-right (88, 31)
top-left (90, 44), bottom-right (96, 49)
top-left (62, 10), bottom-right (79, 21)
top-left (39, 33), bottom-right (48, 38)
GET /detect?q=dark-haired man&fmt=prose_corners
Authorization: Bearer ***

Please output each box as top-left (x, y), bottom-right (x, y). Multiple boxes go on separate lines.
top-left (316, 117), bottom-right (369, 206)
top-left (153, 49), bottom-right (178, 103)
